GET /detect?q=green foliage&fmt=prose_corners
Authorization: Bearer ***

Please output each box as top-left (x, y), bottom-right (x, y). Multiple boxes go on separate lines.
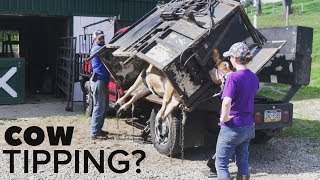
top-left (0, 30), bottom-right (19, 42)
top-left (283, 119), bottom-right (320, 141)
top-left (243, 0), bottom-right (254, 7)
top-left (257, 83), bottom-right (289, 100)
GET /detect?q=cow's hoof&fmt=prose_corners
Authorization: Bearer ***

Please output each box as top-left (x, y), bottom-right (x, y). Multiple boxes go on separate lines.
top-left (156, 117), bottom-right (166, 138)
top-left (116, 108), bottom-right (131, 118)
top-left (114, 103), bottom-right (121, 110)
top-left (116, 108), bottom-right (124, 117)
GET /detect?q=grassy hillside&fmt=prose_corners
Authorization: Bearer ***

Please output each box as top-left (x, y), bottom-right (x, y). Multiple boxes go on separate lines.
top-left (246, 0), bottom-right (320, 100)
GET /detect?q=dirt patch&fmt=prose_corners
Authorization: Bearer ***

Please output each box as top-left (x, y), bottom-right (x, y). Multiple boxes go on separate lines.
top-left (0, 101), bottom-right (84, 120)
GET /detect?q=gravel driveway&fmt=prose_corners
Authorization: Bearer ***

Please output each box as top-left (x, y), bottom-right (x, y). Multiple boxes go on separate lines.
top-left (0, 98), bottom-right (319, 180)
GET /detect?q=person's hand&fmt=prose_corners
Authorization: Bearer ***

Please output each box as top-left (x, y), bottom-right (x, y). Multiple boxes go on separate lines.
top-left (219, 115), bottom-right (235, 122)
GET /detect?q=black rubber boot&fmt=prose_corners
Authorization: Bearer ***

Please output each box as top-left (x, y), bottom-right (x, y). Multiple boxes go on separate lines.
top-left (206, 157), bottom-right (217, 174)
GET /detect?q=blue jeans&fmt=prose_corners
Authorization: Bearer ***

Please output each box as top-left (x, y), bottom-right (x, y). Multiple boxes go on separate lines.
top-left (90, 79), bottom-right (109, 136)
top-left (215, 125), bottom-right (255, 178)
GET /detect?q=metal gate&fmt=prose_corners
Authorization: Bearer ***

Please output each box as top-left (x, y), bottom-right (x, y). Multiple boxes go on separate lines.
top-left (77, 34), bottom-right (93, 112)
top-left (55, 37), bottom-right (77, 111)
top-left (77, 34), bottom-right (92, 78)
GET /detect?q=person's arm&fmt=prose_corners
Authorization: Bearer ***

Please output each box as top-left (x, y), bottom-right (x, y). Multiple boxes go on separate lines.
top-left (85, 44), bottom-right (99, 61)
top-left (220, 97), bottom-right (234, 122)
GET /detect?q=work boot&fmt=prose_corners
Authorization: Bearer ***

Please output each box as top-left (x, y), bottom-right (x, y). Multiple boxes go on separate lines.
top-left (91, 130), bottom-right (109, 140)
top-left (91, 134), bottom-right (108, 140)
top-left (236, 174), bottom-right (250, 180)
top-left (100, 130), bottom-right (109, 136)
top-left (206, 157), bottom-right (217, 174)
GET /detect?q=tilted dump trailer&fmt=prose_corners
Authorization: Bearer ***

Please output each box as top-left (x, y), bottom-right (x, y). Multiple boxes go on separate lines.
top-left (89, 0), bottom-right (313, 155)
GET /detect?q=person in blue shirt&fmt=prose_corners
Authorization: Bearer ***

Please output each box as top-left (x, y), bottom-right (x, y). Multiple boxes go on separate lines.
top-left (90, 30), bottom-right (110, 140)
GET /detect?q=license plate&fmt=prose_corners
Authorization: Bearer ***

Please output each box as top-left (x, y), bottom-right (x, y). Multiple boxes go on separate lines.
top-left (264, 109), bottom-right (282, 122)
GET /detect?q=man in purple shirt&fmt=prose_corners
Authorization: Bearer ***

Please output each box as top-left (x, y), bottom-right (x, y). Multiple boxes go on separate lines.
top-left (215, 42), bottom-right (259, 180)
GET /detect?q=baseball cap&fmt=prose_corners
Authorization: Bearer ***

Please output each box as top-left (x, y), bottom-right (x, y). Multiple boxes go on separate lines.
top-left (92, 30), bottom-right (104, 42)
top-left (223, 42), bottom-right (250, 59)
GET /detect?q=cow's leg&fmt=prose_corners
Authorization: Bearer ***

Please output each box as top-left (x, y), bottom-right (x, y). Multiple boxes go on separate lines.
top-left (115, 71), bottom-right (144, 108)
top-left (161, 98), bottom-right (180, 120)
top-left (157, 80), bottom-right (175, 120)
top-left (155, 98), bottom-right (180, 137)
top-left (117, 87), bottom-right (150, 115)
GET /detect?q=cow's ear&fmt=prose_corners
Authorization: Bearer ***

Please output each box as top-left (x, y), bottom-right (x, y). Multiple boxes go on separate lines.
top-left (212, 49), bottom-right (220, 63)
top-left (223, 62), bottom-right (229, 69)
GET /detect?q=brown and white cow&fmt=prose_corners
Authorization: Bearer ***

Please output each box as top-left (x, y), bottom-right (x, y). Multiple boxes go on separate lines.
top-left (115, 49), bottom-right (232, 122)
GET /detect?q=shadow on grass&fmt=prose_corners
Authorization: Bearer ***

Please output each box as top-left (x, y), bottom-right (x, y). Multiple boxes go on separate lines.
top-left (257, 84), bottom-right (320, 102)
top-left (291, 86), bottom-right (320, 101)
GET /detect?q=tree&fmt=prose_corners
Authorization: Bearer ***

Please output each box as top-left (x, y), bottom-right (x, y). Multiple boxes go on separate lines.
top-left (282, 0), bottom-right (292, 15)
top-left (243, 0), bottom-right (253, 7)
top-left (256, 0), bottom-right (262, 16)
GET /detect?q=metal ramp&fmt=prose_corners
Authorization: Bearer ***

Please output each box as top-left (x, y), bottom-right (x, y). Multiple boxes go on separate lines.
top-left (248, 41), bottom-right (286, 74)
top-left (249, 48), bottom-right (278, 74)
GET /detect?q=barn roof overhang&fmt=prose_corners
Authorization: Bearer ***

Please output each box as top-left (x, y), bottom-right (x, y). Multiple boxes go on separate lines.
top-left (0, 0), bottom-right (169, 20)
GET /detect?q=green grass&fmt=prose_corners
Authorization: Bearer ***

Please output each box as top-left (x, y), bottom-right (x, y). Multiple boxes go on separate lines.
top-left (0, 118), bottom-right (28, 124)
top-left (283, 119), bottom-right (320, 141)
top-left (246, 0), bottom-right (320, 100)
top-left (293, 63), bottom-right (320, 100)
top-left (257, 83), bottom-right (290, 100)
top-left (41, 114), bottom-right (88, 119)
top-left (0, 118), bottom-right (17, 121)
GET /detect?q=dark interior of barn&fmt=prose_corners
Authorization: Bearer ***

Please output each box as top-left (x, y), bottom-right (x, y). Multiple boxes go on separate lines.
top-left (0, 15), bottom-right (69, 96)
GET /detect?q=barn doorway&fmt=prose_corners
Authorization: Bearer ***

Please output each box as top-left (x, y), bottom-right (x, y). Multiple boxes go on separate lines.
top-left (0, 15), bottom-right (69, 98)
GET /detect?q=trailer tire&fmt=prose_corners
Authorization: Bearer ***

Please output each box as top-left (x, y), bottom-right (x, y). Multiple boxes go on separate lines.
top-left (251, 130), bottom-right (273, 144)
top-left (84, 81), bottom-right (93, 116)
top-left (149, 109), bottom-right (182, 156)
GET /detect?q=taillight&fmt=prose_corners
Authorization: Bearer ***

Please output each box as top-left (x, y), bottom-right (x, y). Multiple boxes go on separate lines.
top-left (84, 60), bottom-right (91, 74)
top-left (282, 110), bottom-right (290, 122)
top-left (254, 112), bottom-right (263, 124)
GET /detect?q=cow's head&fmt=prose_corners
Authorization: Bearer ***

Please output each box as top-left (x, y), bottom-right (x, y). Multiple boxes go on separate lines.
top-left (210, 49), bottom-right (234, 84)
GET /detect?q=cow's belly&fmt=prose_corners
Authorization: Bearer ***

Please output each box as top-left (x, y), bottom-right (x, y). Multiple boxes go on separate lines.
top-left (146, 75), bottom-right (166, 97)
